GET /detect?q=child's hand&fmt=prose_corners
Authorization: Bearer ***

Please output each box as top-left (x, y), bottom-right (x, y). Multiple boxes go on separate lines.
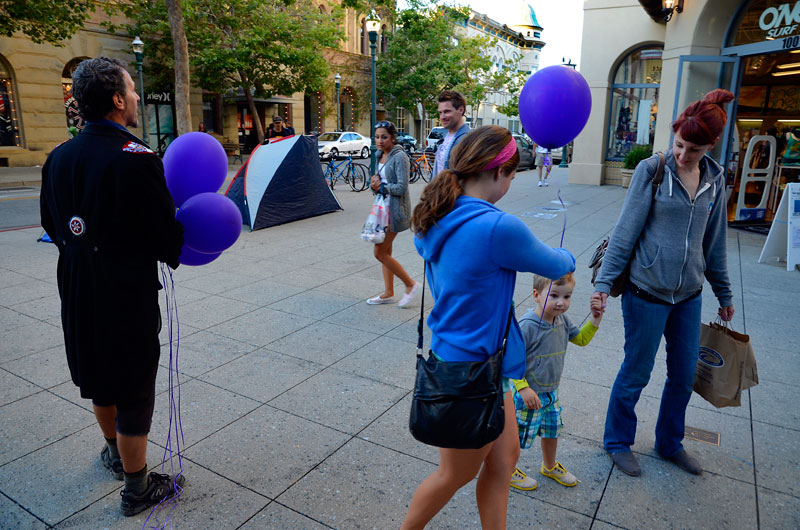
top-left (590, 295), bottom-right (604, 325)
top-left (519, 387), bottom-right (542, 410)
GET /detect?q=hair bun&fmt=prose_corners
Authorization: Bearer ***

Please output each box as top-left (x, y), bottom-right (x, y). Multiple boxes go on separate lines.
top-left (703, 89), bottom-right (734, 108)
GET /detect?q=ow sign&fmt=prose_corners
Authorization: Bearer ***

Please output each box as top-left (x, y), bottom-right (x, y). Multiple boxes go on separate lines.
top-left (759, 2), bottom-right (800, 38)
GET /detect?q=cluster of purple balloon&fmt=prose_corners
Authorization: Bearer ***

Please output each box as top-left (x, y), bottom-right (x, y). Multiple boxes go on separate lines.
top-left (164, 132), bottom-right (242, 266)
top-left (518, 65), bottom-right (592, 150)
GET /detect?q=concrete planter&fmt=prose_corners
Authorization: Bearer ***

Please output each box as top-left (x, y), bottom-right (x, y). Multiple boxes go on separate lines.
top-left (621, 168), bottom-right (634, 188)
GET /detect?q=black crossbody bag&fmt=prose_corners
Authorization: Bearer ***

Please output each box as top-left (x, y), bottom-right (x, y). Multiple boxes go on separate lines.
top-left (409, 265), bottom-right (513, 449)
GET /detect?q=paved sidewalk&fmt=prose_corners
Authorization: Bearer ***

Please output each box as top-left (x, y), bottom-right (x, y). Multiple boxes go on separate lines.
top-left (1, 166), bottom-right (798, 529)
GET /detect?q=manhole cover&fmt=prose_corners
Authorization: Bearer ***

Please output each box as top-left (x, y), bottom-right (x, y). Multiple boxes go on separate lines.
top-left (685, 426), bottom-right (720, 446)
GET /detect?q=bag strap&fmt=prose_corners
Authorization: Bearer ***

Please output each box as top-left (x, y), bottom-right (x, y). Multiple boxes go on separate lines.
top-left (417, 262), bottom-right (514, 359)
top-left (652, 151), bottom-right (665, 200)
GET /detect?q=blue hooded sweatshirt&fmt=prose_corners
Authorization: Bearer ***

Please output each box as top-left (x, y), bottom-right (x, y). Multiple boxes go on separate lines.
top-left (414, 195), bottom-right (575, 379)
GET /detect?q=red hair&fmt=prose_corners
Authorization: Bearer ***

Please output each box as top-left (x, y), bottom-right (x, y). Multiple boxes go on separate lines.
top-left (672, 89), bottom-right (735, 145)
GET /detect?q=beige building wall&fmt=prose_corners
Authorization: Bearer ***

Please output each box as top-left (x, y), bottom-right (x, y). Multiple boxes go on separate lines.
top-left (570, 0), bottom-right (664, 185)
top-left (572, 0), bottom-right (747, 186)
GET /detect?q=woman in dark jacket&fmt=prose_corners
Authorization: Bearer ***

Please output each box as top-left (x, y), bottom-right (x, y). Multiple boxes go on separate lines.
top-left (367, 120), bottom-right (420, 308)
top-left (592, 89), bottom-right (736, 477)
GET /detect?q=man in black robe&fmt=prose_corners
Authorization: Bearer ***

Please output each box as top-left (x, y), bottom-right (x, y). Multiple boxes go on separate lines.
top-left (40, 57), bottom-right (185, 517)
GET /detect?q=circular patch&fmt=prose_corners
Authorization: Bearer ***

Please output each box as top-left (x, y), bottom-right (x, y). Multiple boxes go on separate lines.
top-left (698, 346), bottom-right (724, 367)
top-left (68, 216), bottom-right (86, 237)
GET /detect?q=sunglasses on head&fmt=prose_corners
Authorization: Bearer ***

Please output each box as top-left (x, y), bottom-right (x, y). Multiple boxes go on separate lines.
top-left (375, 121), bottom-right (392, 129)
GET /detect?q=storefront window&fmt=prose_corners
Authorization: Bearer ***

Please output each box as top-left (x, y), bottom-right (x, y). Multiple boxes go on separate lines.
top-left (606, 47), bottom-right (662, 160)
top-left (0, 56), bottom-right (21, 147)
top-left (729, 0), bottom-right (800, 46)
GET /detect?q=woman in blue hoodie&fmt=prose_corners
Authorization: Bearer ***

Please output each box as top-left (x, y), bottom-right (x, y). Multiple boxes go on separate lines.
top-left (400, 126), bottom-right (575, 530)
top-left (593, 89), bottom-right (735, 478)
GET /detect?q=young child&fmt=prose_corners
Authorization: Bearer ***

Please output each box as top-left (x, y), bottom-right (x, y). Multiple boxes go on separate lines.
top-left (509, 272), bottom-right (603, 490)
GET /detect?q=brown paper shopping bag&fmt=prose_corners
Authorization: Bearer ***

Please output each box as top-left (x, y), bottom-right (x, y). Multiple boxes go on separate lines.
top-left (693, 321), bottom-right (759, 408)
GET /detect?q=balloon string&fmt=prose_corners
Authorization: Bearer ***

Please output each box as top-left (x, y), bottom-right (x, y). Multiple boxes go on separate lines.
top-left (143, 265), bottom-right (184, 530)
top-left (535, 189), bottom-right (568, 341)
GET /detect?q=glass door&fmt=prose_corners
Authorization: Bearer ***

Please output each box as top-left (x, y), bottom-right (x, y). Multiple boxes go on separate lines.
top-left (673, 55), bottom-right (741, 167)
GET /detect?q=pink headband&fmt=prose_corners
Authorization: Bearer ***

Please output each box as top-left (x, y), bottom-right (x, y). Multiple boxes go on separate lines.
top-left (482, 138), bottom-right (517, 171)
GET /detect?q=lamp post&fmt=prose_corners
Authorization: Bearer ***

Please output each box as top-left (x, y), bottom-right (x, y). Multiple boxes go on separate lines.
top-left (334, 72), bottom-right (341, 131)
top-left (131, 36), bottom-right (148, 142)
top-left (366, 11), bottom-right (380, 175)
top-left (559, 57), bottom-right (577, 168)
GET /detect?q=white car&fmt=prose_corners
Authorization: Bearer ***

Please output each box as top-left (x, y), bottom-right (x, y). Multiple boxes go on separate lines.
top-left (317, 132), bottom-right (371, 159)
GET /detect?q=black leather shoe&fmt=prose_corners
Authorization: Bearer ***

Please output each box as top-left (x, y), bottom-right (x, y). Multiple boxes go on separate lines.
top-left (609, 451), bottom-right (641, 476)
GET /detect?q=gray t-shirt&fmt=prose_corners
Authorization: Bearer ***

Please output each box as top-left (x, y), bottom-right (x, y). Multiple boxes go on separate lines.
top-left (518, 310), bottom-right (579, 393)
top-left (433, 131), bottom-right (457, 178)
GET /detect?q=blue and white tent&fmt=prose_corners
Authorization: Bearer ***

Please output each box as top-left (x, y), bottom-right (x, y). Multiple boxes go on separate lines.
top-left (225, 135), bottom-right (342, 230)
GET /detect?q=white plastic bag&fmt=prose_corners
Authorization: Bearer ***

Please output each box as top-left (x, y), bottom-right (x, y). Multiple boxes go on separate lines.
top-left (361, 193), bottom-right (390, 244)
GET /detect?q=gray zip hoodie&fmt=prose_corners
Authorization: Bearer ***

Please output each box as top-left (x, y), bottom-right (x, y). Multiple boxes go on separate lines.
top-left (594, 149), bottom-right (732, 307)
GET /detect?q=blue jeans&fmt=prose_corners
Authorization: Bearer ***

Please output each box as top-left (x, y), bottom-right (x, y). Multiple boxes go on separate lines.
top-left (603, 287), bottom-right (702, 457)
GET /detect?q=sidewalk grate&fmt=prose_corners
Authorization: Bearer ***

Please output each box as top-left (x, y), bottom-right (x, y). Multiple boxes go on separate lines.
top-left (685, 426), bottom-right (720, 446)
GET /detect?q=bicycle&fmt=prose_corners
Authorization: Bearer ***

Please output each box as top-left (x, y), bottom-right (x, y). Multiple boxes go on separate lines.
top-left (323, 155), bottom-right (368, 191)
top-left (408, 151), bottom-right (434, 183)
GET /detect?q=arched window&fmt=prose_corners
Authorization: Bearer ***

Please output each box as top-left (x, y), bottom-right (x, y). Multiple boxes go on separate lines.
top-left (341, 87), bottom-right (356, 131)
top-left (0, 55), bottom-right (22, 147)
top-left (360, 18), bottom-right (367, 55)
top-left (62, 57), bottom-right (89, 133)
top-left (606, 46), bottom-right (663, 160)
top-left (380, 24), bottom-right (387, 54)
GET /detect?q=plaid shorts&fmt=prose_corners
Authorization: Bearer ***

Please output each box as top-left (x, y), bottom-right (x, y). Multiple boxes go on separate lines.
top-left (514, 389), bottom-right (563, 449)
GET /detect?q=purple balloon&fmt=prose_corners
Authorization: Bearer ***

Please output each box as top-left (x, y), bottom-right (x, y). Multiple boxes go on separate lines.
top-left (179, 245), bottom-right (222, 266)
top-left (519, 65), bottom-right (592, 149)
top-left (164, 132), bottom-right (228, 207)
top-left (175, 192), bottom-right (242, 254)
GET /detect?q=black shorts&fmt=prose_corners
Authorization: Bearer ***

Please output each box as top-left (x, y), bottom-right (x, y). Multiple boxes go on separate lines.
top-left (92, 373), bottom-right (157, 436)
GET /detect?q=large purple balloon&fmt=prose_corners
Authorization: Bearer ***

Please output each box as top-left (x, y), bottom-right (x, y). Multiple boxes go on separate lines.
top-left (179, 245), bottom-right (222, 266)
top-left (164, 132), bottom-right (228, 207)
top-left (175, 192), bottom-right (242, 254)
top-left (519, 65), bottom-right (592, 149)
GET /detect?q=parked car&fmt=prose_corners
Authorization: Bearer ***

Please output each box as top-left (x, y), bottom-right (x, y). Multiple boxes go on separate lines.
top-left (512, 134), bottom-right (534, 170)
top-left (424, 126), bottom-right (448, 152)
top-left (317, 131), bottom-right (370, 159)
top-left (396, 132), bottom-right (417, 152)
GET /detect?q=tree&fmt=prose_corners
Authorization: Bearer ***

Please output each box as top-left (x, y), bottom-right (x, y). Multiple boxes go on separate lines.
top-left (0, 0), bottom-right (93, 45)
top-left (166, 0), bottom-right (191, 135)
top-left (377, 2), bottom-right (498, 139)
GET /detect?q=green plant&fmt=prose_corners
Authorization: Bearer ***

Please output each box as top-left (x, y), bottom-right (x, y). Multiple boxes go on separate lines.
top-left (623, 144), bottom-right (652, 169)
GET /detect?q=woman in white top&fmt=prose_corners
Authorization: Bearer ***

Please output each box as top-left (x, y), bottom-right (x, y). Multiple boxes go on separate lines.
top-left (367, 120), bottom-right (420, 307)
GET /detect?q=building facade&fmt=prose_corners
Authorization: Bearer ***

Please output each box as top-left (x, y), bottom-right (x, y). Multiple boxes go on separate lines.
top-left (0, 1), bottom-right (377, 170)
top-left (459, 3), bottom-right (545, 133)
top-left (572, 0), bottom-right (800, 223)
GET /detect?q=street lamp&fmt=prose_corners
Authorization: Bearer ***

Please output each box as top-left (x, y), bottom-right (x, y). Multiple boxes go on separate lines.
top-left (366, 10), bottom-right (380, 175)
top-left (131, 36), bottom-right (148, 142)
top-left (334, 72), bottom-right (341, 131)
top-left (559, 57), bottom-right (577, 168)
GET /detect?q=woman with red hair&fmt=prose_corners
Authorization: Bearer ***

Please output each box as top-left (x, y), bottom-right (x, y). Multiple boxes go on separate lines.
top-left (591, 89), bottom-right (736, 478)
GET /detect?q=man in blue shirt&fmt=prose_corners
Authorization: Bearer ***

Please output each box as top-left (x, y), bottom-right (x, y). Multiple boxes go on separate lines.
top-left (432, 90), bottom-right (471, 179)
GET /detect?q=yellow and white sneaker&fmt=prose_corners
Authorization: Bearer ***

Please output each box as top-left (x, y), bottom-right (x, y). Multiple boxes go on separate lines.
top-left (540, 461), bottom-right (578, 487)
top-left (510, 467), bottom-right (538, 491)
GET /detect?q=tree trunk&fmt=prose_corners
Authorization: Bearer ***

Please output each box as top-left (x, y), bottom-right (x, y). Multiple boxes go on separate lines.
top-left (166, 0), bottom-right (192, 135)
top-left (240, 72), bottom-right (264, 143)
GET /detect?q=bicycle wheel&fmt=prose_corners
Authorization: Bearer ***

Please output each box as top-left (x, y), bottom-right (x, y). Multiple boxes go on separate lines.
top-left (323, 163), bottom-right (335, 190)
top-left (355, 163), bottom-right (369, 191)
top-left (347, 164), bottom-right (364, 191)
top-left (418, 156), bottom-right (432, 182)
top-left (409, 162), bottom-right (420, 183)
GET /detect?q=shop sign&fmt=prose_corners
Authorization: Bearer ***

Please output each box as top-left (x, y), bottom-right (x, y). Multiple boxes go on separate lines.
top-left (759, 2), bottom-right (800, 39)
top-left (145, 92), bottom-right (173, 104)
